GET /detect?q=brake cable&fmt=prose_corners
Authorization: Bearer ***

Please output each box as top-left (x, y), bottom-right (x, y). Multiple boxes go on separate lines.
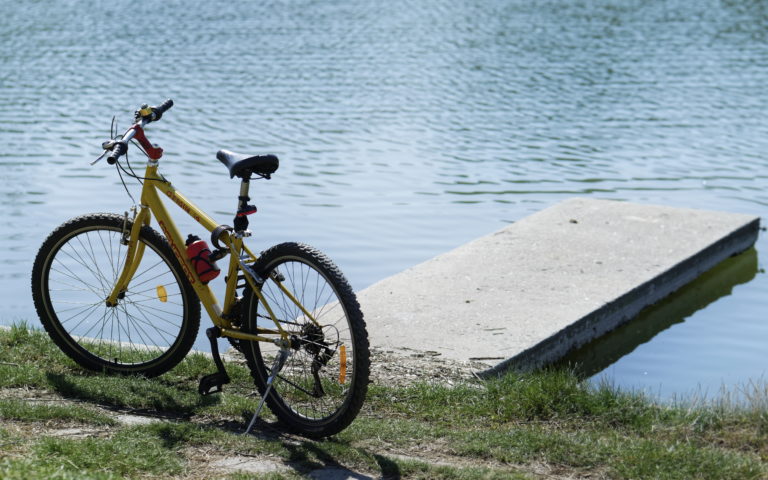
top-left (115, 154), bottom-right (137, 206)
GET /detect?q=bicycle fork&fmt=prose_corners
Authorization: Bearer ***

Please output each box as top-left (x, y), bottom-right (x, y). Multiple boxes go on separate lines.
top-left (105, 208), bottom-right (149, 307)
top-left (244, 347), bottom-right (290, 435)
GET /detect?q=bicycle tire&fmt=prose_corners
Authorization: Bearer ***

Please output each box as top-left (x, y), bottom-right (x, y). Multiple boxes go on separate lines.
top-left (241, 242), bottom-right (370, 437)
top-left (31, 213), bottom-right (200, 377)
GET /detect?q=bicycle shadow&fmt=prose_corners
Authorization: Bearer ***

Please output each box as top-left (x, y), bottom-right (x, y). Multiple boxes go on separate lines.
top-left (192, 416), bottom-right (400, 479)
top-left (44, 371), bottom-right (220, 420)
top-left (258, 430), bottom-right (398, 480)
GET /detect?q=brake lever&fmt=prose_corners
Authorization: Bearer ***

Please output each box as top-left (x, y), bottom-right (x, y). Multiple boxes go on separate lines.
top-left (92, 116), bottom-right (119, 166)
top-left (91, 149), bottom-right (109, 166)
top-left (92, 137), bottom-right (122, 166)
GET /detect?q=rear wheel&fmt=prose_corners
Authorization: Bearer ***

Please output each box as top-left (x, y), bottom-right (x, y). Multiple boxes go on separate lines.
top-left (241, 242), bottom-right (369, 437)
top-left (31, 213), bottom-right (200, 377)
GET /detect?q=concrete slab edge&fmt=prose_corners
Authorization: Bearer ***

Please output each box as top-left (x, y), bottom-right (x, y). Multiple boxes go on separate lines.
top-left (479, 216), bottom-right (761, 377)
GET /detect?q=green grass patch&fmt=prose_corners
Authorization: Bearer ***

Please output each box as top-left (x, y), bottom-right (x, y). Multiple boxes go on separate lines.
top-left (448, 426), bottom-right (764, 479)
top-left (34, 426), bottom-right (183, 478)
top-left (0, 398), bottom-right (117, 426)
top-left (0, 323), bottom-right (766, 479)
top-left (0, 458), bottom-right (122, 480)
top-left (368, 369), bottom-right (670, 432)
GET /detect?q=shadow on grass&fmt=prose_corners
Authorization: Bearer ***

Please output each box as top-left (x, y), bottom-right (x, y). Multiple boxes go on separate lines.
top-left (144, 416), bottom-right (392, 479)
top-left (373, 453), bottom-right (403, 479)
top-left (282, 440), bottom-right (384, 479)
top-left (44, 371), bottom-right (220, 417)
top-left (203, 414), bottom-right (396, 479)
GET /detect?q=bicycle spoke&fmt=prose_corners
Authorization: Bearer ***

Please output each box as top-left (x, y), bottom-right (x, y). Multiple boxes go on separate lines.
top-left (92, 230), bottom-right (119, 286)
top-left (51, 260), bottom-right (103, 298)
top-left (129, 259), bottom-right (173, 288)
top-left (58, 301), bottom-right (103, 330)
top-left (123, 300), bottom-right (184, 341)
top-left (73, 234), bottom-right (112, 293)
top-left (122, 299), bottom-right (184, 321)
top-left (49, 301), bottom-right (104, 315)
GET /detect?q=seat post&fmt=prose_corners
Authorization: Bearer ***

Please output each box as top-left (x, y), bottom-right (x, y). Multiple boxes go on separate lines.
top-left (238, 176), bottom-right (251, 212)
top-left (234, 174), bottom-right (257, 233)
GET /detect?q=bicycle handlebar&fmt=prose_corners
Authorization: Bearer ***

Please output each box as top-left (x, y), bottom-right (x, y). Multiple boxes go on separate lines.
top-left (150, 99), bottom-right (174, 122)
top-left (106, 141), bottom-right (128, 165)
top-left (102, 99), bottom-right (174, 165)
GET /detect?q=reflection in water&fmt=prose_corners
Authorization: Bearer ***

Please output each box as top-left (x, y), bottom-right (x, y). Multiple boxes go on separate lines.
top-left (560, 249), bottom-right (758, 378)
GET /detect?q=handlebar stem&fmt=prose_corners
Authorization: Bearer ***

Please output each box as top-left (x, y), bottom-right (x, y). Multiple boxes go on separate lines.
top-left (130, 123), bottom-right (163, 160)
top-left (120, 118), bottom-right (145, 144)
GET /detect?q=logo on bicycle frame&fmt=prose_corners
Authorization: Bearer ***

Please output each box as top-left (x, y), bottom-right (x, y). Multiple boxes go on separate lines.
top-left (163, 188), bottom-right (201, 223)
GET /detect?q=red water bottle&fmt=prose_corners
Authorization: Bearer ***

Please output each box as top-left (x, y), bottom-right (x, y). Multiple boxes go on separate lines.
top-left (185, 234), bottom-right (220, 284)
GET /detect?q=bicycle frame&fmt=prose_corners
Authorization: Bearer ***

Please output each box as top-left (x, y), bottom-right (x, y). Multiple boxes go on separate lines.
top-left (104, 146), bottom-right (317, 346)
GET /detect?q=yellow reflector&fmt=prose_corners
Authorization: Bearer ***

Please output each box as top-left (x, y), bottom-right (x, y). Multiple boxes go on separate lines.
top-left (156, 285), bottom-right (168, 303)
top-left (338, 345), bottom-right (347, 385)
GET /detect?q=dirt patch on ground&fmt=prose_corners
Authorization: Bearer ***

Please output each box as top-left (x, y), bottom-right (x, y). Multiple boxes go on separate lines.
top-left (368, 347), bottom-right (492, 388)
top-left (223, 344), bottom-right (492, 388)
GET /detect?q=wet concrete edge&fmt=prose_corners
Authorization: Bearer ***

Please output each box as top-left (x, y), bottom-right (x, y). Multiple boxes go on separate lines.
top-left (479, 216), bottom-right (761, 377)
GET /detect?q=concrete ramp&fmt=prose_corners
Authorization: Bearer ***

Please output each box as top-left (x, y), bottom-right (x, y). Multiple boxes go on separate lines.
top-left (357, 198), bottom-right (760, 375)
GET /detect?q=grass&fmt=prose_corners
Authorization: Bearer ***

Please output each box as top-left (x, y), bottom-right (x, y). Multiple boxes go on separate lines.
top-left (0, 323), bottom-right (766, 479)
top-left (0, 398), bottom-right (117, 426)
top-left (34, 427), bottom-right (184, 477)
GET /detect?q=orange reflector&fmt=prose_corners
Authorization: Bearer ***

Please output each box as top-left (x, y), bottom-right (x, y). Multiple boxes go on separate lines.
top-left (338, 345), bottom-right (347, 385)
top-left (156, 285), bottom-right (168, 303)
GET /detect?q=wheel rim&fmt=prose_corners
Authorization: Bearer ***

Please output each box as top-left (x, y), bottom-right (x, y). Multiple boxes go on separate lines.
top-left (252, 257), bottom-right (357, 422)
top-left (42, 225), bottom-right (188, 368)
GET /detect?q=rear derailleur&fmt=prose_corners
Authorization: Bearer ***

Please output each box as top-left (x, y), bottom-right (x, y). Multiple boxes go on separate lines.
top-left (292, 323), bottom-right (336, 398)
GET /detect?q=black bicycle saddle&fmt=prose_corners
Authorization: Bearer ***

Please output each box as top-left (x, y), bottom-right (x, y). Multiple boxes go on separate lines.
top-left (217, 149), bottom-right (279, 178)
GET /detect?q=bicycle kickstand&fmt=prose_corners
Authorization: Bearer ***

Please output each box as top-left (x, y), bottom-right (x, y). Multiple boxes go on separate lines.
top-left (244, 347), bottom-right (290, 435)
top-left (198, 327), bottom-right (231, 395)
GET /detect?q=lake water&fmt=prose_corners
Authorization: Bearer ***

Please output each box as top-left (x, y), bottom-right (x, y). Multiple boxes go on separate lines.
top-left (1, 0), bottom-right (766, 402)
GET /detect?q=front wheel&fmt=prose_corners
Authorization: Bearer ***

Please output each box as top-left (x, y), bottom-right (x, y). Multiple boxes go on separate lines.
top-left (241, 242), bottom-right (370, 437)
top-left (31, 213), bottom-right (201, 377)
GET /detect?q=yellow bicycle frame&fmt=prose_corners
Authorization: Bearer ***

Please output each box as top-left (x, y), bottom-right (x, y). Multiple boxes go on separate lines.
top-left (104, 158), bottom-right (317, 345)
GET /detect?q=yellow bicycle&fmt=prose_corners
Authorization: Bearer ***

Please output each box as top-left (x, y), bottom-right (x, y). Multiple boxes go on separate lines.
top-left (31, 100), bottom-right (370, 437)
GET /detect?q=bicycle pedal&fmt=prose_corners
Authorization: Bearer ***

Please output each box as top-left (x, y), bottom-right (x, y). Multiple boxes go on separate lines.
top-left (198, 372), bottom-right (231, 396)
